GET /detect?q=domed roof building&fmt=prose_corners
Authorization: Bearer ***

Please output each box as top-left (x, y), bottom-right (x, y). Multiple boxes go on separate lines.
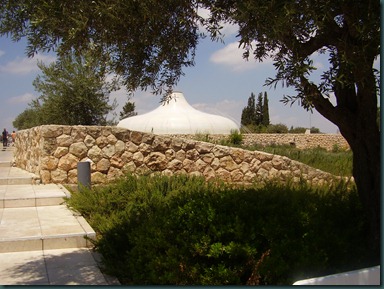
top-left (117, 92), bottom-right (239, 134)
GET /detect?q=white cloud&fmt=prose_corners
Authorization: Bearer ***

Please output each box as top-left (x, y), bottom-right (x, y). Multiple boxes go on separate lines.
top-left (197, 7), bottom-right (238, 39)
top-left (7, 92), bottom-right (35, 104)
top-left (210, 42), bottom-right (273, 72)
top-left (0, 50), bottom-right (5, 57)
top-left (221, 23), bottom-right (239, 39)
top-left (197, 7), bottom-right (210, 20)
top-left (111, 88), bottom-right (160, 117)
top-left (0, 54), bottom-right (56, 75)
top-left (310, 51), bottom-right (327, 70)
top-left (192, 99), bottom-right (243, 125)
top-left (133, 91), bottom-right (162, 113)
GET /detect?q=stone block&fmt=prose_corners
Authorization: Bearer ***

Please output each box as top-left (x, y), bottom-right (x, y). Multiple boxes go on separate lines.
top-left (58, 154), bottom-right (79, 171)
top-left (113, 127), bottom-right (131, 142)
top-left (92, 172), bottom-right (107, 184)
top-left (41, 125), bottom-right (63, 138)
top-left (84, 135), bottom-right (96, 148)
top-left (54, 147), bottom-right (69, 158)
top-left (114, 140), bottom-right (126, 156)
top-left (102, 144), bottom-right (116, 158)
top-left (107, 134), bottom-right (118, 145)
top-left (195, 142), bottom-right (212, 154)
top-left (86, 126), bottom-right (102, 138)
top-left (144, 152), bottom-right (167, 171)
top-left (51, 169), bottom-right (68, 183)
top-left (95, 136), bottom-right (109, 148)
top-left (130, 131), bottom-right (143, 144)
top-left (87, 146), bottom-right (103, 162)
top-left (41, 156), bottom-right (59, 170)
top-left (56, 135), bottom-right (73, 147)
top-left (110, 156), bottom-right (124, 169)
top-left (96, 158), bottom-right (110, 173)
top-left (219, 156), bottom-right (238, 171)
top-left (186, 149), bottom-right (199, 161)
top-left (69, 142), bottom-right (88, 159)
top-left (71, 126), bottom-right (88, 142)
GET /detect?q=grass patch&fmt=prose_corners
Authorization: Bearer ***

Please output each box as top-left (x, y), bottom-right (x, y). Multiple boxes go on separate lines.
top-left (244, 144), bottom-right (353, 177)
top-left (66, 173), bottom-right (372, 285)
top-left (192, 135), bottom-right (353, 177)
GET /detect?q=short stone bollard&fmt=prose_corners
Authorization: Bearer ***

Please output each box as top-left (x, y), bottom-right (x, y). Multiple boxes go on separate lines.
top-left (77, 161), bottom-right (91, 190)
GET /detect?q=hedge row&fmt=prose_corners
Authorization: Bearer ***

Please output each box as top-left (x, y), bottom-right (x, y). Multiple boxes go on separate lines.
top-left (66, 174), bottom-right (373, 285)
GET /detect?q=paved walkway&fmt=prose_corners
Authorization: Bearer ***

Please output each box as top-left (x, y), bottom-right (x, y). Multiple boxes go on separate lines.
top-left (0, 146), bottom-right (119, 285)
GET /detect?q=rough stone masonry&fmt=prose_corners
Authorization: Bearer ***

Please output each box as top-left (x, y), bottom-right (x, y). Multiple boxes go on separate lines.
top-left (13, 125), bottom-right (347, 186)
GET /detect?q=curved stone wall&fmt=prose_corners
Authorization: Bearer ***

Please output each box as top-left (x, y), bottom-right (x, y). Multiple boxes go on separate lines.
top-left (168, 133), bottom-right (350, 151)
top-left (14, 125), bottom-right (343, 186)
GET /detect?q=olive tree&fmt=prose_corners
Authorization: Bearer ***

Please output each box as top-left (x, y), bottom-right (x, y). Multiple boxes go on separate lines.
top-left (21, 51), bottom-right (118, 126)
top-left (208, 0), bottom-right (380, 257)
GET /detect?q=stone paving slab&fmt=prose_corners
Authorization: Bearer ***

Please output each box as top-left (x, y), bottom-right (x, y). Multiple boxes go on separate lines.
top-left (0, 248), bottom-right (114, 285)
top-left (0, 205), bottom-right (96, 253)
top-left (0, 167), bottom-right (39, 185)
top-left (0, 146), bottom-right (14, 161)
top-left (0, 183), bottom-right (69, 208)
top-left (0, 146), bottom-right (39, 185)
top-left (0, 144), bottom-right (120, 285)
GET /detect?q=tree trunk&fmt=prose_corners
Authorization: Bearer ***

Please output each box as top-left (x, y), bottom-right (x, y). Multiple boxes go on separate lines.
top-left (306, 68), bottom-right (380, 265)
top-left (339, 62), bottom-right (380, 264)
top-left (344, 125), bottom-right (380, 263)
top-left (340, 112), bottom-right (380, 264)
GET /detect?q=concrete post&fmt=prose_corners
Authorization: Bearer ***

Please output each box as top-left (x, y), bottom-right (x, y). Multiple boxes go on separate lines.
top-left (77, 161), bottom-right (91, 190)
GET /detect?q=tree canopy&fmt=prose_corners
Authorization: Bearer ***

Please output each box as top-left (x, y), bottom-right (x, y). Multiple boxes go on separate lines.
top-left (13, 107), bottom-right (42, 130)
top-left (13, 51), bottom-right (118, 129)
top-left (119, 97), bottom-right (138, 120)
top-left (1, 0), bottom-right (380, 262)
top-left (1, 0), bottom-right (203, 99)
top-left (262, 92), bottom-right (270, 127)
top-left (241, 91), bottom-right (270, 131)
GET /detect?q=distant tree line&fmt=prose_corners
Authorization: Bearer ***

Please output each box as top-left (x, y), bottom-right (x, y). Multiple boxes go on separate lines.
top-left (241, 92), bottom-right (320, 133)
top-left (241, 92), bottom-right (270, 130)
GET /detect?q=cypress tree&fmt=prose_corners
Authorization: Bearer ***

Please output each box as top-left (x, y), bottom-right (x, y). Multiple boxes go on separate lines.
top-left (262, 92), bottom-right (270, 126)
top-left (241, 92), bottom-right (256, 126)
top-left (255, 92), bottom-right (263, 126)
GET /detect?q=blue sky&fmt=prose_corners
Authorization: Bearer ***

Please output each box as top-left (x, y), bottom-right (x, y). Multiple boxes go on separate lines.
top-left (0, 23), bottom-right (379, 134)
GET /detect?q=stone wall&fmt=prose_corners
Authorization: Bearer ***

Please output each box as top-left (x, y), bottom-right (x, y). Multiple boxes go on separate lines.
top-left (14, 125), bottom-right (343, 186)
top-left (168, 133), bottom-right (350, 151)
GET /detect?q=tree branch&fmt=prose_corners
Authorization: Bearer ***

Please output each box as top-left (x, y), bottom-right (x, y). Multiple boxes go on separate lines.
top-left (300, 76), bottom-right (354, 133)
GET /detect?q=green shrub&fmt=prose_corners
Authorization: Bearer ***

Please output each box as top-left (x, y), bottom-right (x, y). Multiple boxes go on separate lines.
top-left (266, 123), bottom-right (289, 133)
top-left (194, 132), bottom-right (211, 142)
top-left (289, 126), bottom-right (307, 133)
top-left (310, 126), bottom-right (321, 133)
top-left (228, 129), bottom-right (243, 145)
top-left (241, 124), bottom-right (268, 133)
top-left (240, 124), bottom-right (255, 133)
top-left (66, 174), bottom-right (372, 285)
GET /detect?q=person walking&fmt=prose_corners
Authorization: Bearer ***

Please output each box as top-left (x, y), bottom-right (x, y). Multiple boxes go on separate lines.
top-left (2, 129), bottom-right (8, 147)
top-left (11, 130), bottom-right (16, 146)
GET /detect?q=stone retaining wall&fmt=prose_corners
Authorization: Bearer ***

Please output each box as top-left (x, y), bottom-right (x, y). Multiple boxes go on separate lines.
top-left (168, 133), bottom-right (350, 151)
top-left (14, 125), bottom-right (343, 186)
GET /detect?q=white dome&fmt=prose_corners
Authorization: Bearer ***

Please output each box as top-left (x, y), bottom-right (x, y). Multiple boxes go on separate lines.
top-left (117, 92), bottom-right (239, 134)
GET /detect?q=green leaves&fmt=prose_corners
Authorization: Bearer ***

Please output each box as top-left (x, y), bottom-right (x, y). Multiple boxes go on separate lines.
top-left (1, 0), bottom-right (380, 104)
top-left (25, 50), bottom-right (117, 127)
top-left (1, 0), bottom-right (202, 95)
top-left (66, 173), bottom-right (371, 285)
top-left (241, 91), bottom-right (270, 129)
